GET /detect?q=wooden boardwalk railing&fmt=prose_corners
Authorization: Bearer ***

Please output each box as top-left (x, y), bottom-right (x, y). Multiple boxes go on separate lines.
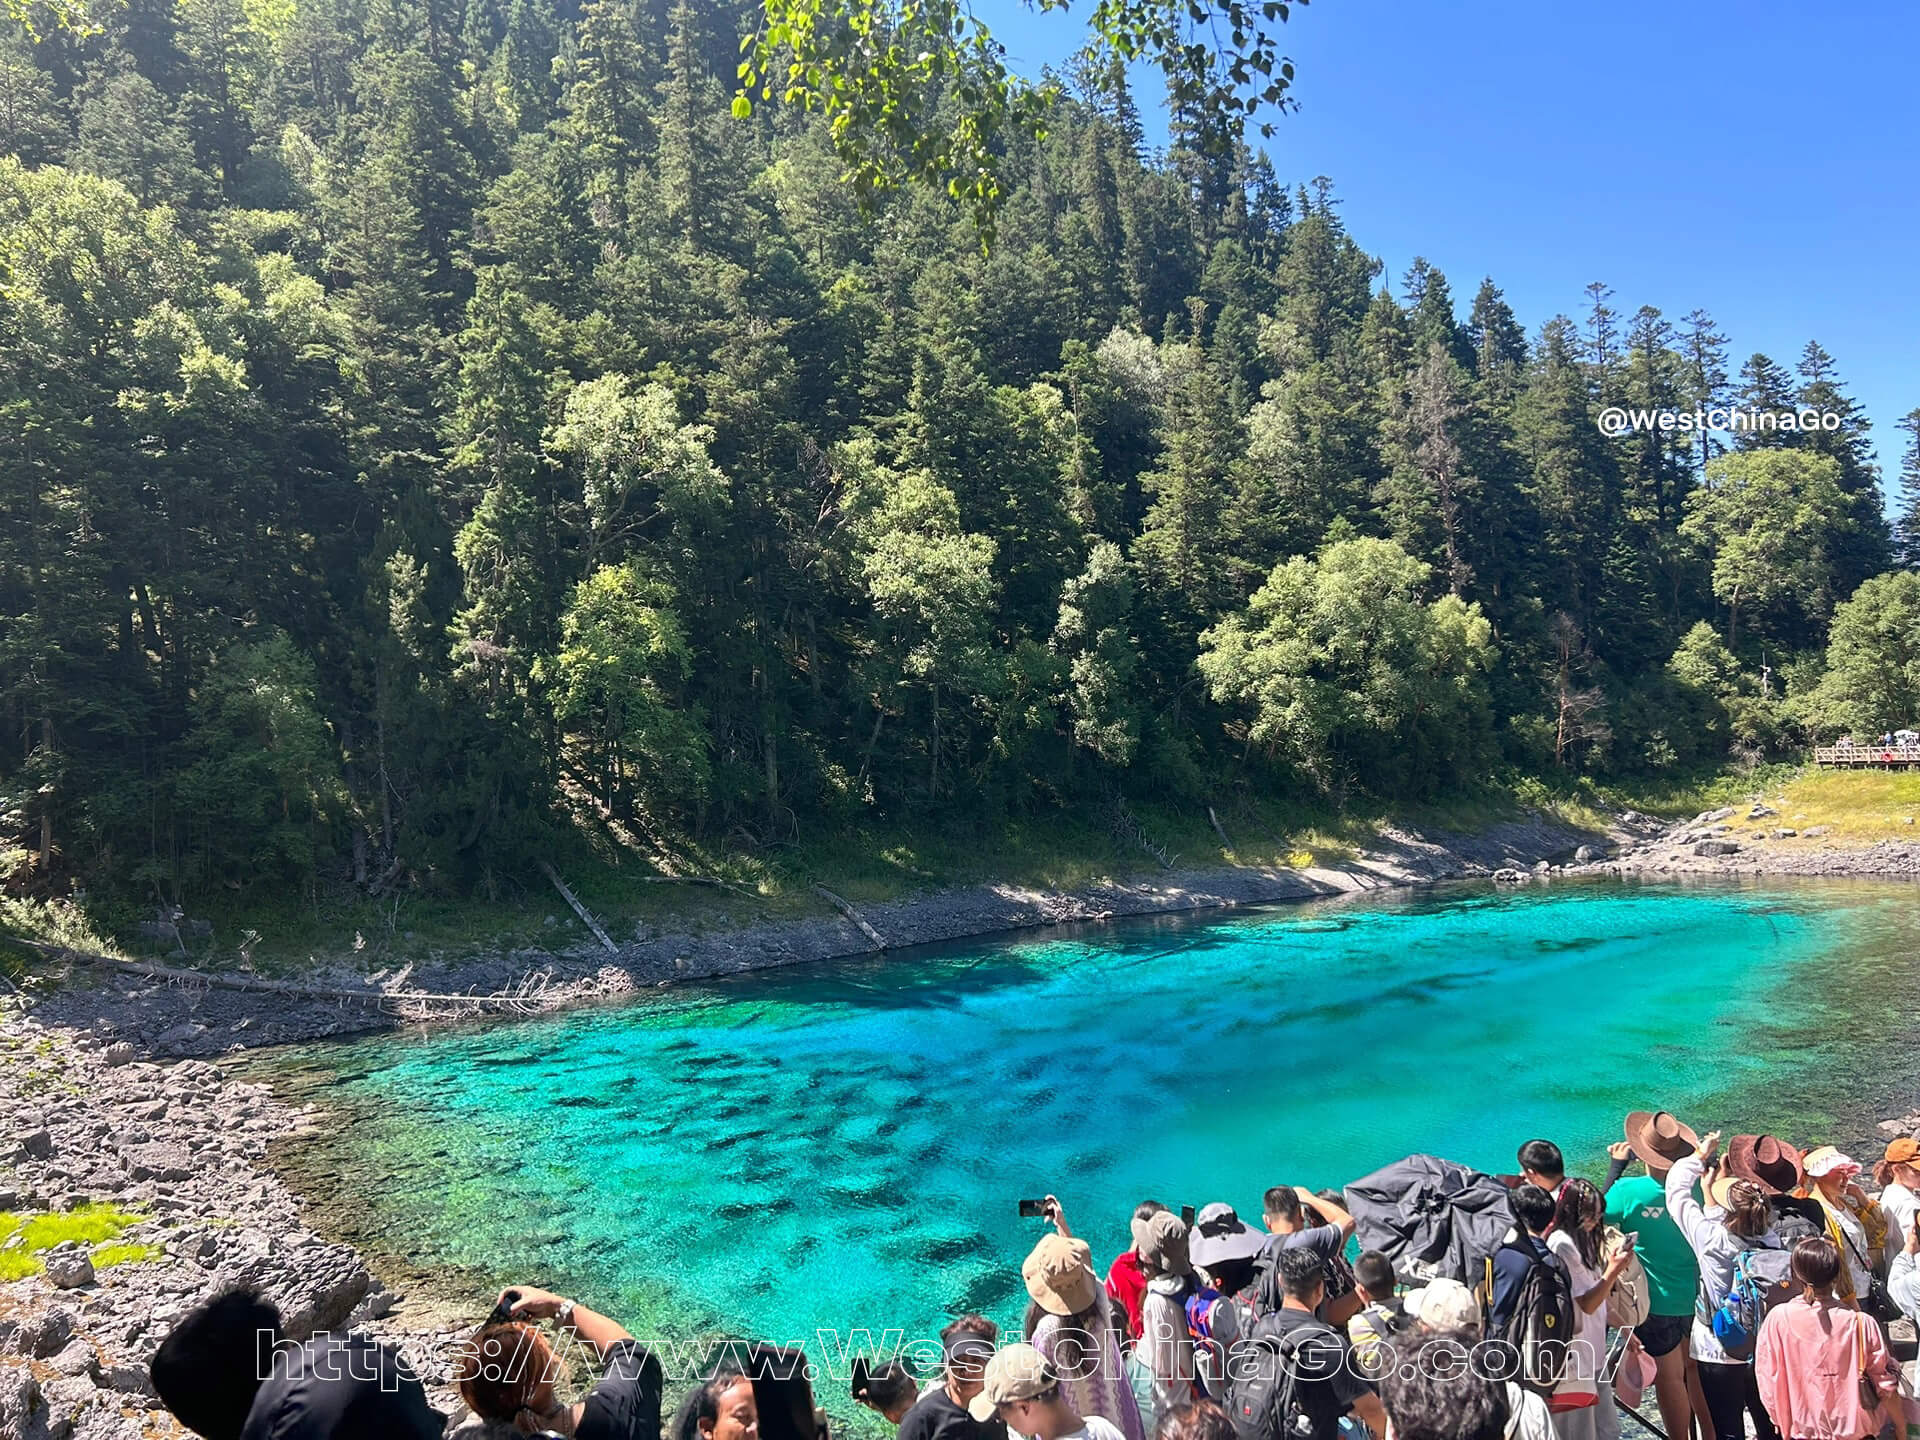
top-left (1813, 745), bottom-right (1920, 769)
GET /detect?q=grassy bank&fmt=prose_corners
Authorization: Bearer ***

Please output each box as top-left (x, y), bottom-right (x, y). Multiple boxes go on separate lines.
top-left (5, 765), bottom-right (1840, 983)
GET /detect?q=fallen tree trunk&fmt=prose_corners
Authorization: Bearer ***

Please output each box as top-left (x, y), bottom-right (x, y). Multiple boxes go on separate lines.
top-left (812, 885), bottom-right (887, 950)
top-left (537, 860), bottom-right (619, 954)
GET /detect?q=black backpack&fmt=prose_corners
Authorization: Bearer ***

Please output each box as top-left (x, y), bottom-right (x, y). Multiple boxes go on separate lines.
top-left (1488, 1239), bottom-right (1577, 1396)
top-left (1225, 1321), bottom-right (1329, 1440)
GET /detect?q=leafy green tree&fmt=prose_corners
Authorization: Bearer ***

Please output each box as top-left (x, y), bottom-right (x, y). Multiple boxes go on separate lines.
top-left (1679, 448), bottom-right (1852, 649)
top-left (1800, 571), bottom-right (1920, 738)
top-left (1050, 541), bottom-right (1142, 765)
top-left (177, 634), bottom-right (343, 885)
top-left (541, 561), bottom-right (709, 816)
top-left (1197, 537), bottom-right (1496, 798)
top-left (844, 452), bottom-right (999, 802)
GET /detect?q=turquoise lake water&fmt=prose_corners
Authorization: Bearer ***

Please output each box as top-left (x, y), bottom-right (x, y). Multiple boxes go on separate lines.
top-left (274, 877), bottom-right (1920, 1373)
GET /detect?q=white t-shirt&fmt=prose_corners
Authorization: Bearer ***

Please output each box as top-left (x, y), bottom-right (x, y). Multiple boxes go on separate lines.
top-left (1545, 1230), bottom-right (1606, 1402)
top-left (1504, 1383), bottom-right (1555, 1440)
top-left (1058, 1419), bottom-right (1127, 1440)
top-left (1881, 1183), bottom-right (1920, 1245)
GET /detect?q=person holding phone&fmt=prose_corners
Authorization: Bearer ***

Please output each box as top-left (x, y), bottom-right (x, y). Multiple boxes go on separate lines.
top-left (1544, 1179), bottom-right (1635, 1440)
top-left (454, 1285), bottom-right (662, 1440)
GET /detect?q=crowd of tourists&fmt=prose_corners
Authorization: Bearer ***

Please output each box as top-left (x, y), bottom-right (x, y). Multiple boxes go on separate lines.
top-left (143, 1111), bottom-right (1920, 1440)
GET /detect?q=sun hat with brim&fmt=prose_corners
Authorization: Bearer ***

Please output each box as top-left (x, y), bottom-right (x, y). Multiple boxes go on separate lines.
top-left (1803, 1146), bottom-right (1861, 1180)
top-left (1886, 1138), bottom-right (1920, 1167)
top-left (1403, 1278), bottom-right (1481, 1334)
top-left (1624, 1111), bottom-right (1700, 1170)
top-left (1136, 1209), bottom-right (1191, 1277)
top-left (1188, 1202), bottom-right (1269, 1268)
top-left (966, 1344), bottom-right (1052, 1422)
top-left (1022, 1233), bottom-right (1101, 1316)
top-left (1726, 1135), bottom-right (1805, 1195)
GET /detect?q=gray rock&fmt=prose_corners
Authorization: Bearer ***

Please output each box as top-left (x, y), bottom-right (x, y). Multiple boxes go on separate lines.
top-left (1693, 840), bottom-right (1742, 857)
top-left (44, 1243), bottom-right (96, 1289)
top-left (1574, 844), bottom-right (1603, 862)
top-left (18, 1127), bottom-right (53, 1159)
top-left (1703, 806), bottom-right (1734, 823)
top-left (1805, 825), bottom-right (1832, 837)
top-left (0, 1368), bottom-right (45, 1438)
top-left (102, 1043), bottom-right (136, 1068)
top-left (28, 1309), bottom-right (78, 1359)
top-left (50, 1338), bottom-right (98, 1378)
top-left (92, 1362), bottom-right (153, 1398)
top-left (214, 1245), bottom-right (371, 1340)
top-left (1774, 828), bottom-right (1797, 838)
top-left (118, 1142), bottom-right (193, 1182)
top-left (153, 1022), bottom-right (207, 1050)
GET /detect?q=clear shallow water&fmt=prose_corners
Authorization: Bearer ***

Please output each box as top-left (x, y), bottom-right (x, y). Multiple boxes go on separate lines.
top-left (272, 877), bottom-right (1920, 1369)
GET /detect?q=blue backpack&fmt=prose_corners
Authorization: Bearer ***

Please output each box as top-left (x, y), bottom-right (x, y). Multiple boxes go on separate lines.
top-left (1705, 1248), bottom-right (1794, 1361)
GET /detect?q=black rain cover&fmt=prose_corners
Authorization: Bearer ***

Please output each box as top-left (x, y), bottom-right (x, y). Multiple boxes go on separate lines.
top-left (1343, 1154), bottom-right (1516, 1284)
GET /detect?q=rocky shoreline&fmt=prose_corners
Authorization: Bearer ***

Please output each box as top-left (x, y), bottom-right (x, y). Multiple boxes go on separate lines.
top-left (8, 809), bottom-right (1920, 1439)
top-left (24, 814), bottom-right (1602, 1061)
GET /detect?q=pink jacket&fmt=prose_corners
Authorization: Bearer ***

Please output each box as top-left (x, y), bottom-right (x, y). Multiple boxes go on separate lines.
top-left (1754, 1296), bottom-right (1898, 1440)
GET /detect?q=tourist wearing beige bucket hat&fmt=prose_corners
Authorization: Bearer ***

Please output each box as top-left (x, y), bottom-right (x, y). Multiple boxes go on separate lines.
top-left (1019, 1205), bottom-right (1144, 1440)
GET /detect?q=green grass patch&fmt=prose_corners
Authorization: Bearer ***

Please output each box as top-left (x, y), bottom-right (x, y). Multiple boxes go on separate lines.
top-left (0, 1202), bottom-right (147, 1281)
top-left (1762, 769), bottom-right (1920, 842)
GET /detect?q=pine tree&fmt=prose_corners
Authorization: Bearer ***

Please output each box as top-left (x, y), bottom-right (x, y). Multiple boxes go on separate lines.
top-left (1797, 340), bottom-right (1892, 596)
top-left (1734, 352), bottom-right (1801, 449)
top-left (1467, 278), bottom-right (1527, 389)
top-left (1677, 309), bottom-right (1730, 473)
top-left (1897, 409), bottom-right (1920, 570)
top-left (0, 28), bottom-right (66, 163)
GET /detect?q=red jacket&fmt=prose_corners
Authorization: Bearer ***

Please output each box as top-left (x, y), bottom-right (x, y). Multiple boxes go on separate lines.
top-left (1106, 1249), bottom-right (1147, 1342)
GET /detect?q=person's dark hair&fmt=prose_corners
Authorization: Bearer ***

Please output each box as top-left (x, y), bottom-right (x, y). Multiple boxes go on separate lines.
top-left (940, 1314), bottom-right (998, 1347)
top-left (1276, 1246), bottom-right (1324, 1302)
top-left (858, 1359), bottom-right (918, 1413)
top-left (1509, 1183), bottom-right (1556, 1236)
top-left (1158, 1400), bottom-right (1238, 1440)
top-left (1551, 1178), bottom-right (1605, 1270)
top-left (1201, 1256), bottom-right (1258, 1298)
top-left (1722, 1177), bottom-right (1771, 1240)
top-left (1263, 1186), bottom-right (1301, 1224)
top-left (1134, 1200), bottom-right (1169, 1223)
top-left (1378, 1329), bottom-right (1510, 1440)
top-left (150, 1287), bottom-right (283, 1440)
top-left (456, 1322), bottom-right (562, 1422)
top-left (1790, 1236), bottom-right (1842, 1292)
top-left (671, 1362), bottom-right (751, 1440)
top-left (1517, 1140), bottom-right (1564, 1182)
top-left (1353, 1250), bottom-right (1396, 1298)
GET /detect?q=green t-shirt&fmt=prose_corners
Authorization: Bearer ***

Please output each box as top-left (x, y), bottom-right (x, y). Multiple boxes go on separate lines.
top-left (1603, 1174), bottom-right (1699, 1318)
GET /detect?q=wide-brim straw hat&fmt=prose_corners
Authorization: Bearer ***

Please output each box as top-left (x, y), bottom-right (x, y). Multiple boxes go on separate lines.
top-left (1726, 1134), bottom-right (1805, 1195)
top-left (1624, 1111), bottom-right (1700, 1170)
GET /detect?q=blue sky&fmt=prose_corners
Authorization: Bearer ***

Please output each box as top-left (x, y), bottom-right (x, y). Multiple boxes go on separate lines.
top-left (978, 0), bottom-right (1919, 487)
